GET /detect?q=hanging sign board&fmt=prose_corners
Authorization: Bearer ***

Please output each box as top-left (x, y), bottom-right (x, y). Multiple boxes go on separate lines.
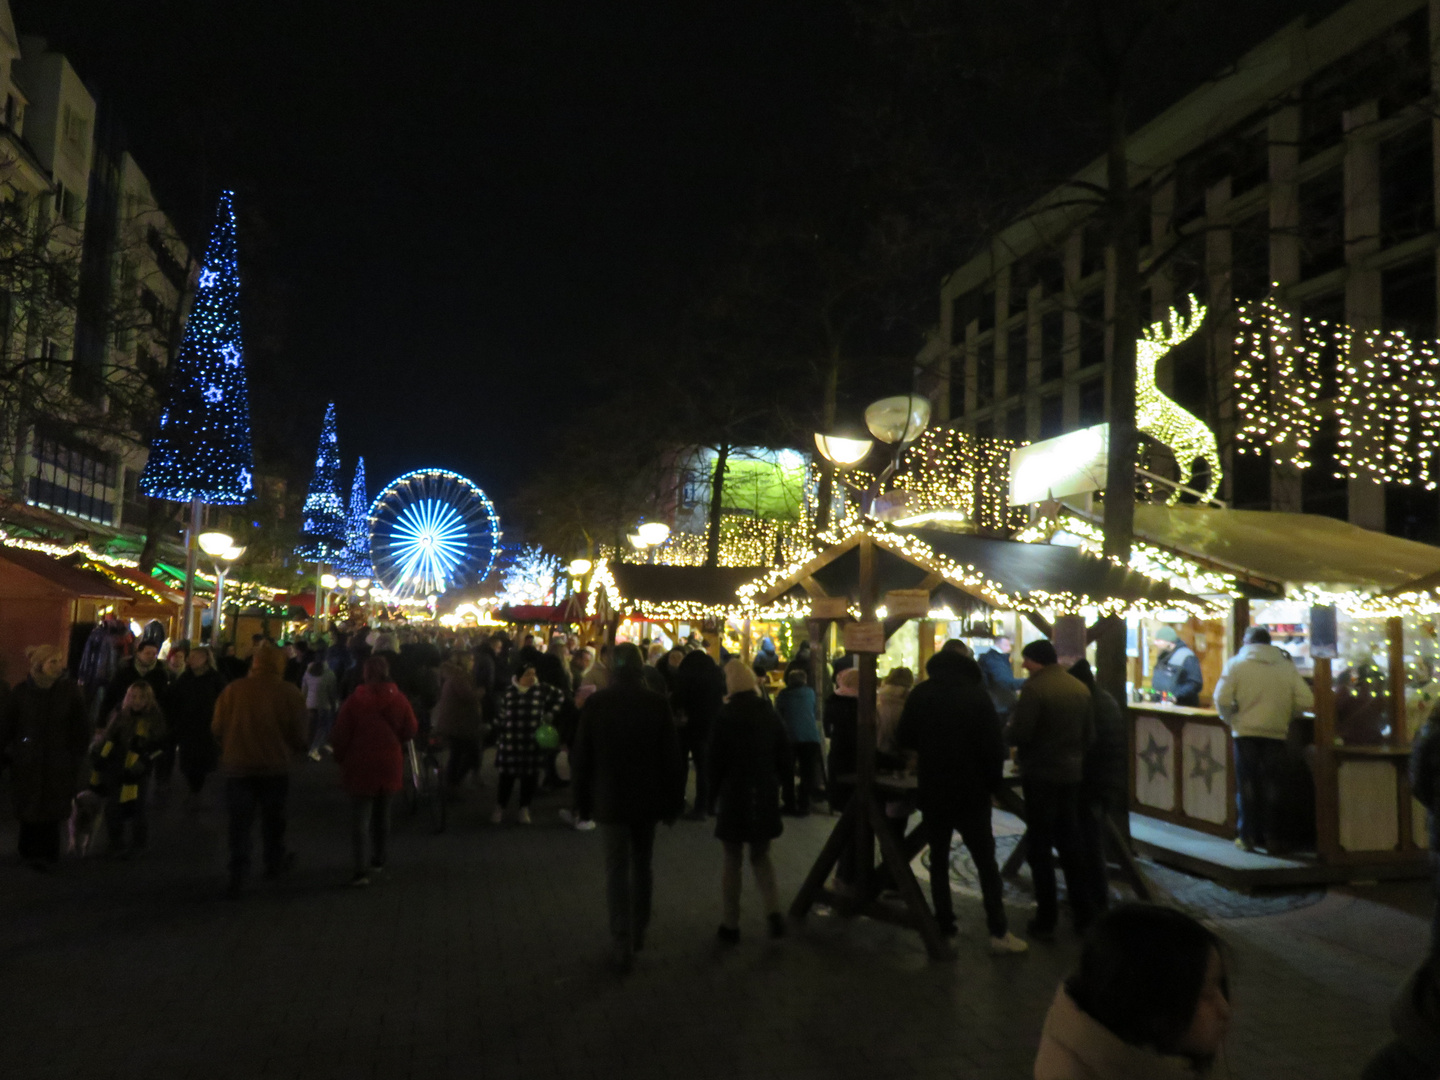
top-left (1009, 422), bottom-right (1109, 505)
top-left (843, 620), bottom-right (886, 653)
top-left (884, 589), bottom-right (931, 619)
top-left (810, 597), bottom-right (849, 620)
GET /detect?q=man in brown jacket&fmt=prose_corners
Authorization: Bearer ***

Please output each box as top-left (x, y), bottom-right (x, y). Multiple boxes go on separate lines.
top-left (1005, 639), bottom-right (1097, 939)
top-left (213, 641), bottom-right (308, 897)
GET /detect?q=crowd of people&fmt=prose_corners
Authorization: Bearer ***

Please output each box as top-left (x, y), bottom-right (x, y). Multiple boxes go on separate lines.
top-left (2, 619), bottom-right (1439, 1078)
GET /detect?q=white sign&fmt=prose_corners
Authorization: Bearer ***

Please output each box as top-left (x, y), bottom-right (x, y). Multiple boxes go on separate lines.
top-left (1008, 422), bottom-right (1109, 506)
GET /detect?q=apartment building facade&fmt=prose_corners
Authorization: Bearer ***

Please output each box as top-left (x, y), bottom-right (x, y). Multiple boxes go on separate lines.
top-left (0, 6), bottom-right (191, 541)
top-left (920, 0), bottom-right (1440, 541)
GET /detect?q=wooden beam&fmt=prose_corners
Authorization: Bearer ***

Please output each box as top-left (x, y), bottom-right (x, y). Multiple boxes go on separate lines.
top-left (798, 574), bottom-right (828, 598)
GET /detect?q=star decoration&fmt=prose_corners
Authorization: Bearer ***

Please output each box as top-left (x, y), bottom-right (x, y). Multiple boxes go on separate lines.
top-left (203, 385), bottom-right (223, 404)
top-left (1139, 733), bottom-right (1170, 783)
top-left (220, 343), bottom-right (241, 367)
top-left (198, 267), bottom-right (218, 289)
top-left (238, 468), bottom-right (252, 492)
top-left (1188, 741), bottom-right (1225, 794)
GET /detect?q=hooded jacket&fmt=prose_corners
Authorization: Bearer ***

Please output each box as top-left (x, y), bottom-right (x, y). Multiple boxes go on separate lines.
top-left (895, 652), bottom-right (1006, 812)
top-left (1034, 985), bottom-right (1207, 1080)
top-left (1212, 643), bottom-right (1314, 740)
top-left (331, 680), bottom-right (418, 795)
top-left (211, 642), bottom-right (309, 775)
top-left (1006, 664), bottom-right (1094, 785)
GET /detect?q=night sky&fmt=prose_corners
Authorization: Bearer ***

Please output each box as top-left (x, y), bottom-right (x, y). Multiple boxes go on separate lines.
top-left (15, 1), bottom-right (851, 508)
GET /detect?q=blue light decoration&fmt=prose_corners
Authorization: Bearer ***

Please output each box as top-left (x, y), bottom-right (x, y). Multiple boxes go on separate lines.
top-left (296, 402), bottom-right (346, 560)
top-left (496, 544), bottom-right (563, 607)
top-left (333, 456), bottom-right (373, 578)
top-left (139, 190), bottom-right (255, 503)
top-left (369, 468), bottom-right (501, 598)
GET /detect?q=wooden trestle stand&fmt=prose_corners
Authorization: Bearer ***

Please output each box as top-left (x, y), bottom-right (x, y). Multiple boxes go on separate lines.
top-left (787, 534), bottom-right (955, 960)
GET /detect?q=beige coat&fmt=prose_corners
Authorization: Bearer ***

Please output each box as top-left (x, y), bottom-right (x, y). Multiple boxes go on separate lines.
top-left (1034, 985), bottom-right (1205, 1080)
top-left (1212, 643), bottom-right (1314, 740)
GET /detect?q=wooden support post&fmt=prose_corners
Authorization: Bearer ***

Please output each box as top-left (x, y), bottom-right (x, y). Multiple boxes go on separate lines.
top-left (742, 618), bottom-right (752, 665)
top-left (1231, 597), bottom-right (1250, 655)
top-left (1386, 615), bottom-right (1405, 746)
top-left (855, 534), bottom-right (878, 892)
top-left (1312, 656), bottom-right (1340, 859)
top-left (917, 618), bottom-right (935, 680)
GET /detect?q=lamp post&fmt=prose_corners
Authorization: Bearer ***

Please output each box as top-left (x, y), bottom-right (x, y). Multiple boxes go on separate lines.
top-left (319, 572), bottom-right (338, 625)
top-left (198, 531), bottom-right (245, 648)
top-left (632, 520), bottom-right (670, 565)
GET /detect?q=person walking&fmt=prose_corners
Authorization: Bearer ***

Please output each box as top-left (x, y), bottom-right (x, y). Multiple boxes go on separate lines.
top-left (166, 646), bottom-right (226, 807)
top-left (775, 669), bottom-right (822, 815)
top-left (91, 682), bottom-right (167, 856)
top-left (1212, 625), bottom-right (1314, 853)
top-left (1006, 638), bottom-right (1097, 938)
top-left (433, 660), bottom-right (485, 792)
top-left (1, 645), bottom-right (89, 868)
top-left (301, 658), bottom-right (339, 761)
top-left (211, 641), bottom-right (309, 898)
top-left (1070, 658), bottom-right (1128, 916)
top-left (709, 661), bottom-right (790, 944)
top-left (672, 649), bottom-right (723, 820)
top-left (895, 650), bottom-right (1027, 954)
top-left (493, 660), bottom-right (564, 824)
top-left (571, 642), bottom-right (684, 972)
top-left (100, 640), bottom-right (170, 722)
top-left (331, 656), bottom-right (418, 886)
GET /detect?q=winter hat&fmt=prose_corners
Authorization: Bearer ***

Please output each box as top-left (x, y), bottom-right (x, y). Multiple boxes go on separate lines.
top-left (25, 643), bottom-right (64, 674)
top-left (1020, 639), bottom-right (1058, 666)
top-left (835, 667), bottom-right (861, 697)
top-left (1154, 626), bottom-right (1181, 644)
top-left (724, 659), bottom-right (759, 698)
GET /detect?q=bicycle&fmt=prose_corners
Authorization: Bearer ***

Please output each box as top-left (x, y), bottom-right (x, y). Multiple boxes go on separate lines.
top-left (404, 735), bottom-right (448, 833)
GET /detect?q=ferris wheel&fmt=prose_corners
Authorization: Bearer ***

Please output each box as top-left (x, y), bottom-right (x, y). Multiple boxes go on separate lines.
top-left (368, 468), bottom-right (501, 598)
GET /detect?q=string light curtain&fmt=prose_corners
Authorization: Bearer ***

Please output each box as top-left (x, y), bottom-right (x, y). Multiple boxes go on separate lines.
top-left (1234, 299), bottom-right (1440, 488)
top-left (139, 190), bottom-right (256, 504)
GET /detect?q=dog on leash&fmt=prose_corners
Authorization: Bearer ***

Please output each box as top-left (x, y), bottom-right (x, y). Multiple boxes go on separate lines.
top-left (67, 790), bottom-right (105, 856)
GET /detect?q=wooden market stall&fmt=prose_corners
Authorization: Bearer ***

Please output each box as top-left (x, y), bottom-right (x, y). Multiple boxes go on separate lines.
top-left (0, 546), bottom-right (132, 681)
top-left (595, 562), bottom-right (772, 659)
top-left (1050, 504), bottom-right (1440, 886)
top-left (747, 523), bottom-right (1205, 959)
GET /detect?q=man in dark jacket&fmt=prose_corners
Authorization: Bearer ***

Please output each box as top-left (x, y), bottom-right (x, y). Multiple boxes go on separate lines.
top-left (100, 642), bottom-right (169, 723)
top-left (895, 651), bottom-right (1027, 954)
top-left (1150, 626), bottom-right (1202, 705)
top-left (572, 642), bottom-right (685, 972)
top-left (1006, 639), bottom-right (1096, 938)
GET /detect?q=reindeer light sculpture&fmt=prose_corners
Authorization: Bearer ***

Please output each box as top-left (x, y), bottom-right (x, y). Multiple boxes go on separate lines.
top-left (1135, 297), bottom-right (1221, 504)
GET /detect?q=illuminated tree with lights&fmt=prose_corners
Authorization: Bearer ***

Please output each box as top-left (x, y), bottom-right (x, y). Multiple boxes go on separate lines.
top-left (139, 190), bottom-right (255, 505)
top-left (334, 456), bottom-right (373, 578)
top-left (496, 545), bottom-right (563, 607)
top-left (296, 402), bottom-right (346, 560)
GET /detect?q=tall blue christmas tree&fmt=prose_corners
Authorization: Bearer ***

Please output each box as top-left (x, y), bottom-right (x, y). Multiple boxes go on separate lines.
top-left (334, 456), bottom-right (373, 578)
top-left (139, 191), bottom-right (255, 503)
top-left (296, 402), bottom-right (346, 560)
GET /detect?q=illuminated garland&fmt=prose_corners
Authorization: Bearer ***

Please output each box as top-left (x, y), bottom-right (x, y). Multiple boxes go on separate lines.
top-left (877, 427), bottom-right (1025, 531)
top-left (1018, 514), bottom-right (1242, 596)
top-left (1234, 298), bottom-right (1440, 488)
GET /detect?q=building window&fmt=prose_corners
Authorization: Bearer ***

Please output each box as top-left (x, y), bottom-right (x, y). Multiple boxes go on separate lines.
top-left (1039, 393), bottom-right (1063, 438)
top-left (975, 340), bottom-right (994, 409)
top-left (975, 417), bottom-right (994, 440)
top-left (1228, 125), bottom-right (1268, 197)
top-left (1379, 124), bottom-right (1433, 246)
top-left (977, 289), bottom-right (996, 333)
top-left (1081, 221), bottom-right (1106, 280)
top-left (1009, 261), bottom-right (1034, 315)
top-left (1231, 212), bottom-right (1269, 303)
top-left (1006, 404), bottom-right (1028, 443)
top-left (1078, 375), bottom-right (1105, 427)
top-left (1299, 169), bottom-right (1345, 279)
top-left (1040, 310), bottom-right (1064, 382)
top-left (1299, 291), bottom-right (1346, 400)
top-left (1381, 258), bottom-right (1437, 339)
top-left (1301, 415), bottom-right (1349, 522)
top-left (27, 428), bottom-right (117, 524)
top-left (1005, 324), bottom-right (1027, 396)
top-left (1078, 290), bottom-right (1105, 368)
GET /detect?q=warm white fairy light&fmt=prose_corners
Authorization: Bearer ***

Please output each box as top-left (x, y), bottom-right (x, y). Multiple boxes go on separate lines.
top-left (1136, 297), bottom-right (1223, 504)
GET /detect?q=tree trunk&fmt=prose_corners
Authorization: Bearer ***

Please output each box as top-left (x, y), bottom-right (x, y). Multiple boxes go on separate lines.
top-left (812, 352), bottom-right (841, 541)
top-left (1096, 85), bottom-right (1140, 707)
top-left (137, 497), bottom-right (176, 573)
top-left (704, 442), bottom-right (729, 567)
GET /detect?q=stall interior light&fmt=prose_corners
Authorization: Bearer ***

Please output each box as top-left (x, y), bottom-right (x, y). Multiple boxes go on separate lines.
top-left (889, 509), bottom-right (968, 528)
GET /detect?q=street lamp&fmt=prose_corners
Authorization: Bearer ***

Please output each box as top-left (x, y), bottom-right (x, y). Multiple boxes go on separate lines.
top-left (198, 531), bottom-right (245, 647)
top-left (636, 520), bottom-right (670, 547)
top-left (568, 558), bottom-right (593, 577)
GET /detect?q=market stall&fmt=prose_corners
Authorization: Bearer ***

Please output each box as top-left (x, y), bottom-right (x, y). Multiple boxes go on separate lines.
top-left (1041, 503), bottom-right (1440, 884)
top-left (592, 561), bottom-right (778, 658)
top-left (0, 545), bottom-right (132, 680)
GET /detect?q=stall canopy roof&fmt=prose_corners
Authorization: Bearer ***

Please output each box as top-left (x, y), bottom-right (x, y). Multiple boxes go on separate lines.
top-left (607, 564), bottom-right (768, 611)
top-left (753, 528), bottom-right (1203, 613)
top-left (1121, 506), bottom-right (1440, 592)
top-left (0, 546), bottom-right (132, 599)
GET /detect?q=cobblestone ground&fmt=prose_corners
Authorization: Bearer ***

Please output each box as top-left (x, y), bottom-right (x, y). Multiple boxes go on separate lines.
top-left (0, 757), bottom-right (1431, 1080)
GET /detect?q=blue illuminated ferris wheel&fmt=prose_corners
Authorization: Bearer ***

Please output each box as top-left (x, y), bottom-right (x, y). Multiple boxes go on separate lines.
top-left (369, 468), bottom-right (501, 598)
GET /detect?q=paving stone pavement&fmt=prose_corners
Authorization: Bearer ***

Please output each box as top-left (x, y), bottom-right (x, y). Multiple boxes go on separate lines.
top-left (0, 756), bottom-right (1431, 1080)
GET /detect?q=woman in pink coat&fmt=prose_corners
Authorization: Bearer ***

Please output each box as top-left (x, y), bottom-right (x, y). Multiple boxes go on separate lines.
top-left (331, 656), bottom-right (417, 886)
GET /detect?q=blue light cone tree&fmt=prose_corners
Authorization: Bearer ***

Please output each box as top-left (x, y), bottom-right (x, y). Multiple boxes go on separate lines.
top-left (334, 456), bottom-right (373, 578)
top-left (296, 402), bottom-right (346, 561)
top-left (139, 190), bottom-right (255, 503)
